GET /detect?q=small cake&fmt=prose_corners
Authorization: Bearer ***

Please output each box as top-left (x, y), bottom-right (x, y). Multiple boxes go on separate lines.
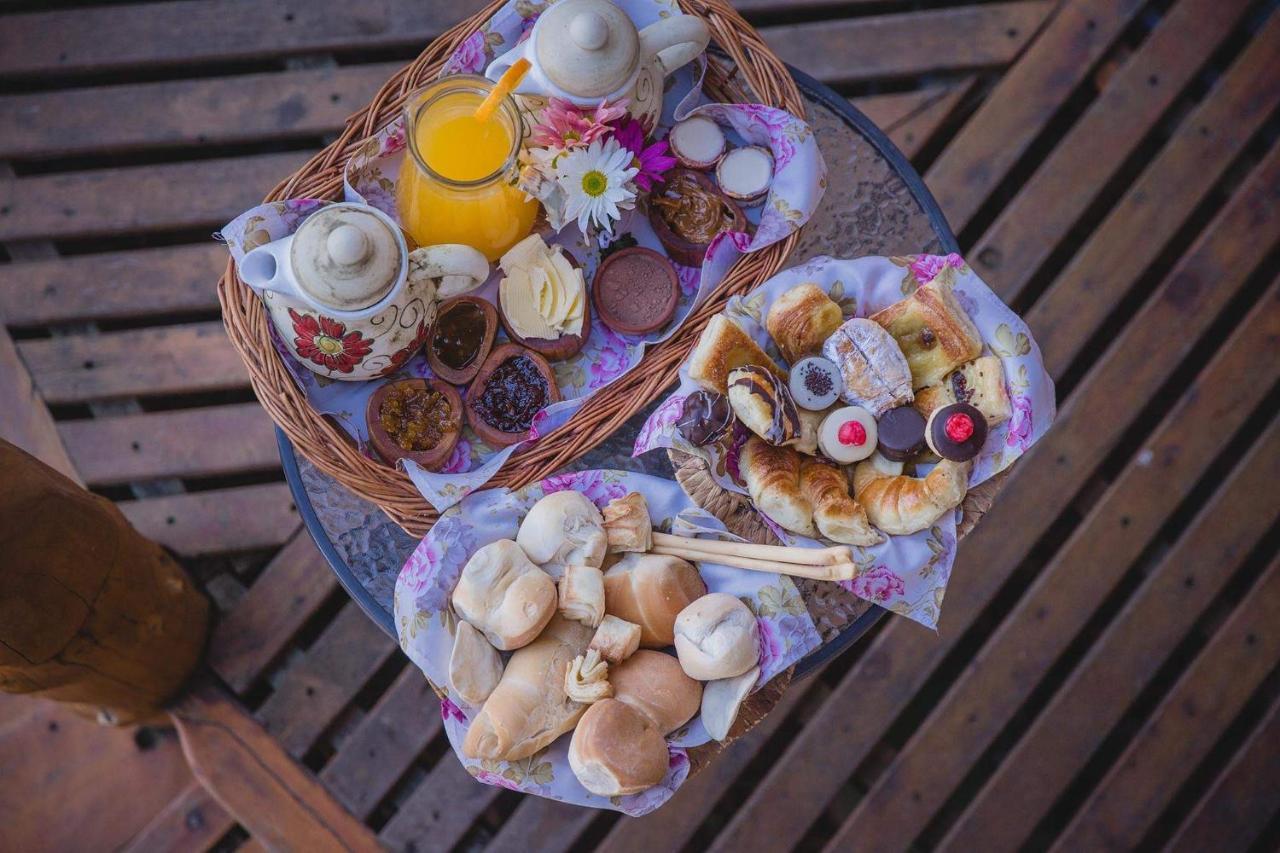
top-left (876, 405), bottom-right (926, 462)
top-left (818, 406), bottom-right (877, 464)
top-left (789, 357), bottom-right (841, 411)
top-left (925, 402), bottom-right (988, 462)
top-left (728, 365), bottom-right (800, 446)
top-left (669, 116), bottom-right (726, 169)
top-left (822, 317), bottom-right (914, 415)
top-left (717, 146), bottom-right (774, 206)
top-left (592, 247), bottom-right (679, 335)
top-left (676, 390), bottom-right (733, 447)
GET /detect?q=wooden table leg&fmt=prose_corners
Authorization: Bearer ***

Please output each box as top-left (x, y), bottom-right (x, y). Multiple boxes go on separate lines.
top-left (0, 439), bottom-right (209, 725)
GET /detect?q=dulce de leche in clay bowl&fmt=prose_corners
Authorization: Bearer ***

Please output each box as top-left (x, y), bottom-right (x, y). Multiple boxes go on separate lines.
top-left (427, 295), bottom-right (498, 385)
top-left (465, 342), bottom-right (561, 447)
top-left (592, 247), bottom-right (680, 335)
top-left (366, 379), bottom-right (463, 471)
top-left (648, 168), bottom-right (747, 267)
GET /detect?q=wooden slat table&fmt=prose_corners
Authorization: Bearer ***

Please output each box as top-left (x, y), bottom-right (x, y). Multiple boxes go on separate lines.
top-left (3, 1), bottom-right (1279, 851)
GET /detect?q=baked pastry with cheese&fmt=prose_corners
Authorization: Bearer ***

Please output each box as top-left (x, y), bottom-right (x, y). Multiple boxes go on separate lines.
top-left (914, 355), bottom-right (1011, 425)
top-left (852, 453), bottom-right (970, 535)
top-left (765, 283), bottom-right (844, 364)
top-left (688, 314), bottom-right (785, 394)
top-left (871, 280), bottom-right (983, 389)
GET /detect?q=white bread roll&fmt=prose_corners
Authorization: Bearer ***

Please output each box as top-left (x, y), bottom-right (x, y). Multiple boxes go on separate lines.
top-left (610, 650), bottom-right (702, 735)
top-left (569, 699), bottom-right (669, 797)
top-left (516, 491), bottom-right (607, 577)
top-left (701, 665), bottom-right (759, 741)
top-left (462, 615), bottom-right (592, 761)
top-left (602, 553), bottom-right (706, 647)
top-left (673, 593), bottom-right (760, 680)
top-left (558, 564), bottom-right (605, 627)
top-left (449, 620), bottom-right (503, 706)
top-left (451, 540), bottom-right (556, 651)
top-left (589, 615), bottom-right (641, 663)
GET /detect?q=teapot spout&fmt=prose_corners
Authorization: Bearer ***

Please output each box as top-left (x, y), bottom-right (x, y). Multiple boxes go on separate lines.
top-left (238, 237), bottom-right (300, 300)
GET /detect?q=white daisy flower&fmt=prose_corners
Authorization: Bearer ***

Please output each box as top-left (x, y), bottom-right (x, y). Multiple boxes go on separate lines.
top-left (556, 138), bottom-right (639, 234)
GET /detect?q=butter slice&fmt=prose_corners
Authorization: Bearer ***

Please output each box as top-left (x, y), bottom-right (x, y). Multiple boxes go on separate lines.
top-left (499, 235), bottom-right (585, 340)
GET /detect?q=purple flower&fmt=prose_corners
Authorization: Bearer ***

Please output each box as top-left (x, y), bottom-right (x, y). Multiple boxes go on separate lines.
top-left (588, 326), bottom-right (631, 388)
top-left (909, 253), bottom-right (966, 285)
top-left (610, 118), bottom-right (677, 192)
top-left (540, 470), bottom-right (627, 508)
top-left (846, 565), bottom-right (906, 602)
top-left (675, 263), bottom-right (700, 297)
top-left (528, 409), bottom-right (552, 442)
top-left (756, 618), bottom-right (786, 672)
top-left (441, 697), bottom-right (467, 724)
top-left (448, 30), bottom-right (488, 74)
top-left (1006, 396), bottom-right (1034, 450)
top-left (635, 393), bottom-right (686, 455)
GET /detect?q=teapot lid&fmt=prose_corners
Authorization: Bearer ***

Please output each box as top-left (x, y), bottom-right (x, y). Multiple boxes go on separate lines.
top-left (291, 206), bottom-right (403, 311)
top-left (536, 0), bottom-right (639, 100)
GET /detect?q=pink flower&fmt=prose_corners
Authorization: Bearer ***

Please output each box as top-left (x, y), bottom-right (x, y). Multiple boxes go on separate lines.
top-left (469, 767), bottom-right (523, 792)
top-left (449, 31), bottom-right (488, 74)
top-left (441, 439), bottom-right (471, 474)
top-left (909, 253), bottom-right (966, 285)
top-left (1006, 396), bottom-right (1033, 450)
top-left (531, 97), bottom-right (628, 150)
top-left (399, 538), bottom-right (442, 595)
top-left (675, 263), bottom-right (700, 297)
top-left (610, 118), bottom-right (677, 192)
top-left (441, 697), bottom-right (467, 724)
top-left (846, 565), bottom-right (906, 602)
top-left (528, 408), bottom-right (552, 442)
top-left (634, 393), bottom-right (687, 455)
top-left (540, 470), bottom-right (627, 507)
top-left (588, 326), bottom-right (631, 388)
top-left (756, 618), bottom-right (785, 672)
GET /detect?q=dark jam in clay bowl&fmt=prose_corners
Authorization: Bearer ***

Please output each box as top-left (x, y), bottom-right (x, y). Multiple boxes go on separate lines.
top-left (465, 343), bottom-right (561, 447)
top-left (427, 295), bottom-right (497, 385)
top-left (365, 379), bottom-right (462, 471)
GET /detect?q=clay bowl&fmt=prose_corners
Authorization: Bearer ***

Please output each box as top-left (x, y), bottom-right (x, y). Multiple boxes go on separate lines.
top-left (648, 168), bottom-right (748, 268)
top-left (465, 342), bottom-right (561, 448)
top-left (497, 253), bottom-right (590, 362)
top-left (592, 246), bottom-right (681, 336)
top-left (426, 295), bottom-right (498, 386)
top-left (365, 378), bottom-right (463, 472)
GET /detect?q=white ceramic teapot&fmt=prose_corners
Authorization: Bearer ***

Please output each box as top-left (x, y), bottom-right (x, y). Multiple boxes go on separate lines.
top-left (486, 0), bottom-right (710, 131)
top-left (238, 202), bottom-right (489, 381)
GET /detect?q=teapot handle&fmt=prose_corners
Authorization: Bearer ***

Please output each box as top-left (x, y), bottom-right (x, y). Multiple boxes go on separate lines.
top-left (640, 15), bottom-right (710, 76)
top-left (485, 43), bottom-right (540, 94)
top-left (238, 236), bottom-right (303, 301)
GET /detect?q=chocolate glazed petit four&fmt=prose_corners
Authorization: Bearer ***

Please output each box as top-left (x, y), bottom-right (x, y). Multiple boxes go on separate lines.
top-left (676, 390), bottom-right (733, 447)
top-left (925, 402), bottom-right (988, 462)
top-left (875, 405), bottom-right (927, 462)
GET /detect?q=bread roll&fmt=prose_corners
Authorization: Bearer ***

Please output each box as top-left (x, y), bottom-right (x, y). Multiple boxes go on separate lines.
top-left (852, 454), bottom-right (970, 535)
top-left (568, 699), bottom-right (669, 797)
top-left (740, 436), bottom-right (816, 537)
top-left (564, 649), bottom-right (612, 704)
top-left (701, 665), bottom-right (759, 741)
top-left (558, 564), bottom-right (605, 627)
top-left (610, 650), bottom-right (702, 735)
top-left (590, 615), bottom-right (642, 663)
top-left (449, 620), bottom-right (503, 706)
top-left (602, 492), bottom-right (652, 553)
top-left (914, 356), bottom-right (1012, 426)
top-left (821, 317), bottom-right (914, 415)
top-left (603, 553), bottom-right (706, 647)
top-left (765, 282), bottom-right (843, 364)
top-left (798, 457), bottom-right (882, 546)
top-left (673, 593), bottom-right (760, 680)
top-left (517, 491), bottom-right (607, 577)
top-left (462, 615), bottom-right (592, 761)
top-left (452, 540), bottom-right (556, 651)
top-left (688, 314), bottom-right (785, 394)
top-left (871, 279), bottom-right (983, 389)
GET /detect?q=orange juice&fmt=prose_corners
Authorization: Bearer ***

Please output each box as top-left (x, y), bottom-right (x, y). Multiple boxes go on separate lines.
top-left (397, 78), bottom-right (538, 262)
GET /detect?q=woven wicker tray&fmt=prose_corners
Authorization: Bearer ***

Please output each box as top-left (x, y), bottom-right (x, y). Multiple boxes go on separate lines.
top-left (219, 0), bottom-right (808, 537)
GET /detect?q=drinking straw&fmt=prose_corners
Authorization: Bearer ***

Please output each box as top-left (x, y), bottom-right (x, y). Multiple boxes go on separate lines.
top-left (475, 58), bottom-right (531, 123)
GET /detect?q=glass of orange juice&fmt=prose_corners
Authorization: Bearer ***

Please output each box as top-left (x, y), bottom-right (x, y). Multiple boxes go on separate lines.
top-left (397, 75), bottom-right (538, 262)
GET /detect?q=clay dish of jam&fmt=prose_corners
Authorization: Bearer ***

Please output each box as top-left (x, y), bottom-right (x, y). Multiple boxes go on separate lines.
top-left (427, 295), bottom-right (498, 385)
top-left (498, 254), bottom-right (591, 363)
top-left (648, 168), bottom-right (747, 267)
top-left (592, 247), bottom-right (680, 335)
top-left (365, 379), bottom-right (463, 471)
top-left (465, 343), bottom-right (561, 448)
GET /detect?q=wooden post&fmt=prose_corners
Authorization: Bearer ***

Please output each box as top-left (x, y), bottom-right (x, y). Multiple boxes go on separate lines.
top-left (0, 439), bottom-right (209, 724)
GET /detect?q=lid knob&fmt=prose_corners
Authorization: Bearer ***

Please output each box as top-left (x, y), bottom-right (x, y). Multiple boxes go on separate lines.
top-left (569, 11), bottom-right (609, 50)
top-left (327, 224), bottom-right (370, 267)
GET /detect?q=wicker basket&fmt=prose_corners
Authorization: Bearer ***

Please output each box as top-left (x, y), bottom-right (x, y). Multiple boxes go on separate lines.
top-left (219, 0), bottom-right (807, 537)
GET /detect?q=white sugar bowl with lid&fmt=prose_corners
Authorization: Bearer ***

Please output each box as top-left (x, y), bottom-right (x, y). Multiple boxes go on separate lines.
top-left (485, 0), bottom-right (710, 131)
top-left (238, 202), bottom-right (489, 381)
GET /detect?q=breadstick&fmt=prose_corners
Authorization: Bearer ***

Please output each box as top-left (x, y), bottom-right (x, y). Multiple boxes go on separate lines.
top-left (649, 545), bottom-right (855, 581)
top-left (650, 532), bottom-right (850, 566)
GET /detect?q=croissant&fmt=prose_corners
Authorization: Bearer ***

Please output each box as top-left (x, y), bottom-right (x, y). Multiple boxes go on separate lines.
top-left (798, 458), bottom-right (882, 546)
top-left (852, 455), bottom-right (971, 535)
top-left (740, 436), bottom-right (816, 537)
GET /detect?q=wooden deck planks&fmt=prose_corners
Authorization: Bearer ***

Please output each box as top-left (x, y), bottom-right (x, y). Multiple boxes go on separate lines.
top-left (377, 752), bottom-right (505, 851)
top-left (119, 482), bottom-right (298, 556)
top-left (121, 780), bottom-right (237, 853)
top-left (1053, 553), bottom-right (1280, 851)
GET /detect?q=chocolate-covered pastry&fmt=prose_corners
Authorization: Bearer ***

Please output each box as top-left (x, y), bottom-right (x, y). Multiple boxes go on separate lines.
top-left (789, 356), bottom-right (841, 411)
top-left (925, 402), bottom-right (988, 462)
top-left (677, 390), bottom-right (733, 447)
top-left (822, 318), bottom-right (914, 415)
top-left (876, 405), bottom-right (926, 462)
top-left (727, 365), bottom-right (800, 446)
